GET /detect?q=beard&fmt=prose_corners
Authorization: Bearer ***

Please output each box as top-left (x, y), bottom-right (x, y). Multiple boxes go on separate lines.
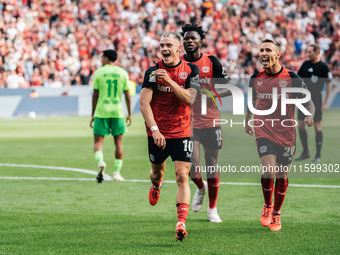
top-left (185, 46), bottom-right (199, 53)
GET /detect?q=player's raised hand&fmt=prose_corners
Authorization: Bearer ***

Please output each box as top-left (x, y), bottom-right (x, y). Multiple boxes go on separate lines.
top-left (126, 115), bottom-right (132, 126)
top-left (304, 116), bottom-right (314, 127)
top-left (90, 116), bottom-right (94, 128)
top-left (152, 130), bottom-right (166, 150)
top-left (154, 69), bottom-right (171, 83)
top-left (245, 123), bottom-right (255, 137)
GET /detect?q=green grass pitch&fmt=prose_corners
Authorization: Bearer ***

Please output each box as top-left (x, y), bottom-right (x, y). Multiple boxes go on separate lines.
top-left (0, 110), bottom-right (339, 254)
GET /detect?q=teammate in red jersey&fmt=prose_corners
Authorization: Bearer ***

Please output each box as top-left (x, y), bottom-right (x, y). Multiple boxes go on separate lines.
top-left (245, 39), bottom-right (315, 231)
top-left (180, 23), bottom-right (231, 222)
top-left (140, 32), bottom-right (199, 241)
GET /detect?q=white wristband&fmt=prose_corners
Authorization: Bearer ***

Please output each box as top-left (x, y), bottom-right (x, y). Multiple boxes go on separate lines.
top-left (150, 126), bottom-right (159, 132)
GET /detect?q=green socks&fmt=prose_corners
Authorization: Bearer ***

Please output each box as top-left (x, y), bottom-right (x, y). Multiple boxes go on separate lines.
top-left (95, 151), bottom-right (122, 172)
top-left (114, 159), bottom-right (123, 173)
top-left (95, 151), bottom-right (104, 163)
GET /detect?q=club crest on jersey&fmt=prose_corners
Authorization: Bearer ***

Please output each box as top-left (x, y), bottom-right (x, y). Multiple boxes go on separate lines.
top-left (201, 66), bottom-right (210, 73)
top-left (279, 80), bottom-right (288, 87)
top-left (179, 72), bottom-right (188, 79)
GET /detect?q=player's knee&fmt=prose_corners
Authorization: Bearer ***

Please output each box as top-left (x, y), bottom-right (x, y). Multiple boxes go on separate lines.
top-left (176, 170), bottom-right (189, 184)
top-left (314, 122), bottom-right (322, 131)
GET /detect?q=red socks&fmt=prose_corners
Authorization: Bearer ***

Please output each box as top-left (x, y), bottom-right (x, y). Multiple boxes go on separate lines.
top-left (153, 177), bottom-right (163, 190)
top-left (261, 178), bottom-right (274, 207)
top-left (176, 203), bottom-right (189, 223)
top-left (190, 167), bottom-right (204, 189)
top-left (274, 178), bottom-right (288, 213)
top-left (207, 178), bottom-right (219, 209)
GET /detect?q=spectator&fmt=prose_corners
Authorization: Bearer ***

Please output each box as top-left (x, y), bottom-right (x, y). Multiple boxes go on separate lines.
top-left (0, 0), bottom-right (338, 91)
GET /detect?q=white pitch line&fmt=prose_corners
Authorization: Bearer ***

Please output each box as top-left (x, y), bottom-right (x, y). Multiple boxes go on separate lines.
top-left (0, 163), bottom-right (112, 180)
top-left (0, 163), bottom-right (339, 188)
top-left (0, 176), bottom-right (339, 188)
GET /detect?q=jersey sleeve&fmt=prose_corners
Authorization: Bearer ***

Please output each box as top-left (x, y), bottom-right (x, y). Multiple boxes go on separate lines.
top-left (297, 61), bottom-right (306, 78)
top-left (288, 71), bottom-right (308, 98)
top-left (323, 62), bottom-right (333, 82)
top-left (142, 65), bottom-right (158, 89)
top-left (185, 63), bottom-right (200, 89)
top-left (208, 55), bottom-right (231, 82)
top-left (248, 72), bottom-right (259, 95)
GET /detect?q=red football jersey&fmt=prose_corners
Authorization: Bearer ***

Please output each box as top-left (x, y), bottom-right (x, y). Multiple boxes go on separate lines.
top-left (250, 67), bottom-right (307, 147)
top-left (142, 59), bottom-right (199, 138)
top-left (180, 53), bottom-right (230, 129)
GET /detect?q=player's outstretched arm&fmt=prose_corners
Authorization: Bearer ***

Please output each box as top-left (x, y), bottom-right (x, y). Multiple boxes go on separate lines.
top-left (140, 87), bottom-right (166, 149)
top-left (90, 89), bottom-right (99, 128)
top-left (154, 69), bottom-right (191, 105)
top-left (124, 89), bottom-right (132, 126)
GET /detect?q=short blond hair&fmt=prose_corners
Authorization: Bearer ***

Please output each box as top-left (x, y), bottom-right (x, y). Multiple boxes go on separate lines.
top-left (262, 38), bottom-right (281, 52)
top-left (161, 32), bottom-right (182, 44)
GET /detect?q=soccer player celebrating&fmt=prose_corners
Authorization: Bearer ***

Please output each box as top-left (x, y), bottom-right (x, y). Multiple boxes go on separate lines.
top-left (90, 49), bottom-right (132, 183)
top-left (140, 32), bottom-right (199, 241)
top-left (245, 39), bottom-right (315, 231)
top-left (295, 44), bottom-right (333, 162)
top-left (180, 23), bottom-right (231, 222)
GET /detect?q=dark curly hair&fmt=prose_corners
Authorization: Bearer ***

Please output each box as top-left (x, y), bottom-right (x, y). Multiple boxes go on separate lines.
top-left (180, 23), bottom-right (206, 41)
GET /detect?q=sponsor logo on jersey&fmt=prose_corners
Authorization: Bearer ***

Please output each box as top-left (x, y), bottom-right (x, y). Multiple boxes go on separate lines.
top-left (257, 81), bottom-right (263, 86)
top-left (179, 72), bottom-right (188, 79)
top-left (201, 66), bottom-right (210, 73)
top-left (257, 92), bottom-right (288, 99)
top-left (156, 84), bottom-right (184, 92)
top-left (308, 68), bottom-right (313, 72)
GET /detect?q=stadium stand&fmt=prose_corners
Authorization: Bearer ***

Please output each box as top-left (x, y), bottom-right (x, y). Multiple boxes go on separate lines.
top-left (0, 0), bottom-right (338, 90)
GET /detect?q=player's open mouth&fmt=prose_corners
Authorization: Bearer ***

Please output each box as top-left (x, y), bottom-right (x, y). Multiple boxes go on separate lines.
top-left (261, 57), bottom-right (269, 64)
top-left (163, 53), bottom-right (171, 60)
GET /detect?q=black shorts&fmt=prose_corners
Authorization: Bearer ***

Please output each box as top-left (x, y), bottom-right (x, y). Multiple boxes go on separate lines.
top-left (148, 136), bottom-right (192, 164)
top-left (193, 126), bottom-right (223, 150)
top-left (256, 138), bottom-right (296, 165)
top-left (298, 95), bottom-right (322, 122)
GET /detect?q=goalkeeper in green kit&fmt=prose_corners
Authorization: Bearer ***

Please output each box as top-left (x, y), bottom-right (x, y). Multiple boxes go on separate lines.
top-left (90, 49), bottom-right (132, 183)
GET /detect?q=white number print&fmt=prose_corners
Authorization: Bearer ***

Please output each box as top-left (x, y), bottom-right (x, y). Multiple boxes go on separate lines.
top-left (183, 139), bottom-right (194, 152)
top-left (215, 129), bottom-right (222, 145)
top-left (283, 146), bottom-right (296, 157)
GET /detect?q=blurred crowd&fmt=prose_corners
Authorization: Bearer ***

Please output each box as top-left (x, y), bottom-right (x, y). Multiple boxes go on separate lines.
top-left (0, 0), bottom-right (339, 89)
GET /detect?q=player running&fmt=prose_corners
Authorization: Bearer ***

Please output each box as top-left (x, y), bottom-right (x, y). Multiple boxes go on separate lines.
top-left (90, 49), bottom-right (132, 183)
top-left (140, 32), bottom-right (199, 241)
top-left (245, 39), bottom-right (315, 231)
top-left (295, 44), bottom-right (333, 162)
top-left (180, 23), bottom-right (231, 222)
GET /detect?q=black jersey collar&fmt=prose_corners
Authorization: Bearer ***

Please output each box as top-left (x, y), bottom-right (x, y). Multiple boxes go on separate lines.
top-left (162, 59), bottom-right (182, 69)
top-left (265, 66), bottom-right (283, 76)
top-left (183, 53), bottom-right (202, 62)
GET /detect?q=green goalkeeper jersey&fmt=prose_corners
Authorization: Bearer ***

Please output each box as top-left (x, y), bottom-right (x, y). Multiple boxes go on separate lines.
top-left (93, 64), bottom-right (129, 118)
